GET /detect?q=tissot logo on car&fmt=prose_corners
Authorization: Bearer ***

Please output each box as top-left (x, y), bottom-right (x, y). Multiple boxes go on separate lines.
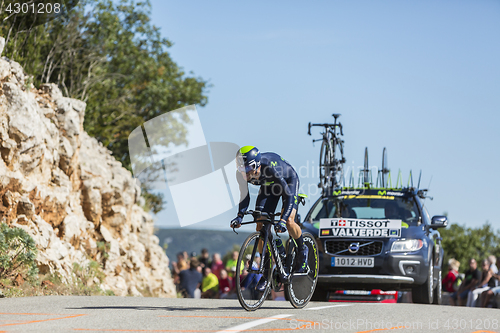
top-left (319, 218), bottom-right (402, 238)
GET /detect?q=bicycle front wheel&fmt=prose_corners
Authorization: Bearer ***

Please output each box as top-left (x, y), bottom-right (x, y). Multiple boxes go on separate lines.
top-left (236, 232), bottom-right (273, 311)
top-left (285, 232), bottom-right (319, 309)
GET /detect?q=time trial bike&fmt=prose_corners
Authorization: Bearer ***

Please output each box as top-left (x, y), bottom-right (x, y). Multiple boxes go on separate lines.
top-left (232, 197), bottom-right (319, 311)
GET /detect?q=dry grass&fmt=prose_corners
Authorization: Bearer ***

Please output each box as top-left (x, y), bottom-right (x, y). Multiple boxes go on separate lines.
top-left (0, 261), bottom-right (115, 298)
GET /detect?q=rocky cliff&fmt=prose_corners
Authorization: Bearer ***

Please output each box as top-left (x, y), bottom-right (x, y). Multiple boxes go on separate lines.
top-left (0, 38), bottom-right (176, 297)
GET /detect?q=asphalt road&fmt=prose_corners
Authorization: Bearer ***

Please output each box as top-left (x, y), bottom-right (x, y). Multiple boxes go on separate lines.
top-left (0, 296), bottom-right (499, 333)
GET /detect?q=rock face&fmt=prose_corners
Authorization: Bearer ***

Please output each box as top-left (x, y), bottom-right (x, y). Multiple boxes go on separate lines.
top-left (0, 39), bottom-right (176, 297)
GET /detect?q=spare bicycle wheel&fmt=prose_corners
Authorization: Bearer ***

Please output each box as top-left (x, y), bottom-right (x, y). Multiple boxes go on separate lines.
top-left (319, 140), bottom-right (333, 190)
top-left (332, 136), bottom-right (345, 188)
top-left (381, 147), bottom-right (389, 188)
top-left (363, 147), bottom-right (369, 185)
top-left (236, 232), bottom-right (273, 311)
top-left (285, 232), bottom-right (319, 309)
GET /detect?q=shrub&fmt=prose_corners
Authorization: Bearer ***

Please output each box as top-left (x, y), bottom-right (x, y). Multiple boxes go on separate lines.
top-left (72, 261), bottom-right (106, 295)
top-left (0, 223), bottom-right (38, 280)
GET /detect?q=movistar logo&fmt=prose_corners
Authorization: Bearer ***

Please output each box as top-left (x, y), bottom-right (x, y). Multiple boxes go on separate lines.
top-left (378, 190), bottom-right (387, 196)
top-left (271, 161), bottom-right (277, 167)
top-left (333, 190), bottom-right (341, 196)
top-left (294, 195), bottom-right (297, 204)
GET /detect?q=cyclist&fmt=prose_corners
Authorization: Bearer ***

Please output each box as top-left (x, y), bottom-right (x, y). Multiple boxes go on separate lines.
top-left (230, 146), bottom-right (308, 291)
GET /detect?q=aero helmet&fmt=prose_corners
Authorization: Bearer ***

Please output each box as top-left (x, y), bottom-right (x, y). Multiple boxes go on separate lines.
top-left (236, 146), bottom-right (261, 172)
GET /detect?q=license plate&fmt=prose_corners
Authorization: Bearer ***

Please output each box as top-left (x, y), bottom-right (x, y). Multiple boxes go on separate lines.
top-left (331, 257), bottom-right (374, 267)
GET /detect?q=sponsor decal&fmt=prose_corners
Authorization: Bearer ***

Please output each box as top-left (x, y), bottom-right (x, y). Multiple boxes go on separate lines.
top-left (333, 190), bottom-right (361, 196)
top-left (387, 191), bottom-right (405, 197)
top-left (332, 190), bottom-right (405, 197)
top-left (346, 195), bottom-right (394, 200)
top-left (319, 218), bottom-right (402, 238)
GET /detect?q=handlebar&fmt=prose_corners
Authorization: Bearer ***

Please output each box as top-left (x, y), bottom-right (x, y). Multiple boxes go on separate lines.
top-left (308, 122), bottom-right (343, 136)
top-left (232, 210), bottom-right (281, 234)
top-left (243, 210), bottom-right (280, 224)
top-left (308, 113), bottom-right (343, 136)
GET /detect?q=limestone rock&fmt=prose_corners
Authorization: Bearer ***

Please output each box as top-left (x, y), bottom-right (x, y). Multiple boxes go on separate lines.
top-left (0, 50), bottom-right (175, 297)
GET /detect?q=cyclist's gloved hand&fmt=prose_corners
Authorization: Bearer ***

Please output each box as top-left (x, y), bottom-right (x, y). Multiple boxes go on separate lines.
top-left (231, 216), bottom-right (242, 229)
top-left (275, 220), bottom-right (287, 233)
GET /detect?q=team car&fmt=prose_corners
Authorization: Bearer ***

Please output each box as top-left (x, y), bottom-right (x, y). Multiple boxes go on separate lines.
top-left (300, 187), bottom-right (447, 304)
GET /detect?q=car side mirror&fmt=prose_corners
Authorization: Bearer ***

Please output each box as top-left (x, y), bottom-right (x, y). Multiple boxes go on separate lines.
top-left (430, 215), bottom-right (448, 228)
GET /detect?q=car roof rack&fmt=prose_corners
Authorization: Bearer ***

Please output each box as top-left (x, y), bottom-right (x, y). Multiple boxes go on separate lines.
top-left (332, 147), bottom-right (433, 200)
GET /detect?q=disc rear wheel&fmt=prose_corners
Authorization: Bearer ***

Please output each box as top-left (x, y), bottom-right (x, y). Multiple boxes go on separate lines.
top-left (285, 232), bottom-right (319, 308)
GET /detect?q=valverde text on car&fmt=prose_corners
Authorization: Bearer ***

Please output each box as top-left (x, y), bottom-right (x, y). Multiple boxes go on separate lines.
top-left (301, 187), bottom-right (448, 304)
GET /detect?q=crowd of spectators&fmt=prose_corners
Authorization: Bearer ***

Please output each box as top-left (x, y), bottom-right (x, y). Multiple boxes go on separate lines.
top-left (444, 255), bottom-right (499, 307)
top-left (171, 248), bottom-right (241, 299)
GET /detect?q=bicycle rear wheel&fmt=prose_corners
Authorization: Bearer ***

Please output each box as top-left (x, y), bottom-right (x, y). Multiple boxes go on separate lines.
top-left (319, 140), bottom-right (333, 190)
top-left (332, 137), bottom-right (345, 188)
top-left (236, 232), bottom-right (273, 311)
top-left (285, 232), bottom-right (319, 309)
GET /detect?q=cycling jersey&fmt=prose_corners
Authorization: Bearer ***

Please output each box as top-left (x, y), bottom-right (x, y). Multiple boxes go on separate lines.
top-left (237, 152), bottom-right (299, 221)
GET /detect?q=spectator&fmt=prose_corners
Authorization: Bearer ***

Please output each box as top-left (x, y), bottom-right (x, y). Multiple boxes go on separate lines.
top-left (226, 251), bottom-right (239, 278)
top-left (188, 253), bottom-right (201, 273)
top-left (172, 252), bottom-right (189, 285)
top-left (211, 253), bottom-right (225, 279)
top-left (488, 255), bottom-right (499, 287)
top-left (450, 258), bottom-right (481, 306)
top-left (178, 258), bottom-right (203, 298)
top-left (466, 259), bottom-right (495, 307)
top-left (218, 269), bottom-right (233, 299)
top-left (199, 248), bottom-right (211, 268)
top-left (488, 255), bottom-right (498, 273)
top-left (442, 259), bottom-right (460, 292)
top-left (240, 258), bottom-right (262, 300)
top-left (481, 283), bottom-right (500, 307)
top-left (201, 267), bottom-right (219, 298)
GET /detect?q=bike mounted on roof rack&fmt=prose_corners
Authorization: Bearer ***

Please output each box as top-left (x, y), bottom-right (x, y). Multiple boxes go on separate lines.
top-left (308, 114), bottom-right (432, 199)
top-left (308, 114), bottom-right (346, 196)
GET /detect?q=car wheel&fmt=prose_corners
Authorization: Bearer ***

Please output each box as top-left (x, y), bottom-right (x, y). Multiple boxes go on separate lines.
top-left (411, 256), bottom-right (434, 304)
top-left (432, 268), bottom-right (442, 305)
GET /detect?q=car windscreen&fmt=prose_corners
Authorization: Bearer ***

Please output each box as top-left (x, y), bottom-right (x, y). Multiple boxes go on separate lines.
top-left (309, 195), bottom-right (420, 225)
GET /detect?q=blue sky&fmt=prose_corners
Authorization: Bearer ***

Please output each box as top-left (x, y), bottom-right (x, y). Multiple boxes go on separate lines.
top-left (148, 0), bottom-right (500, 230)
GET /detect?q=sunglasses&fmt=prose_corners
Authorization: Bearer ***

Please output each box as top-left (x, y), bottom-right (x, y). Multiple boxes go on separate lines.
top-left (237, 160), bottom-right (257, 173)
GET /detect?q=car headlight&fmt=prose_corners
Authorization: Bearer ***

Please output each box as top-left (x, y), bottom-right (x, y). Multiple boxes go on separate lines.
top-left (390, 239), bottom-right (423, 252)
